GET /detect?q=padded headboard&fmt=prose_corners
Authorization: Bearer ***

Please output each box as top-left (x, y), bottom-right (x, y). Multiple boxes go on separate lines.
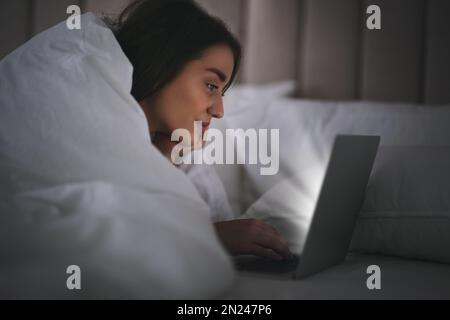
top-left (199, 0), bottom-right (450, 105)
top-left (2, 0), bottom-right (449, 105)
top-left (295, 0), bottom-right (450, 105)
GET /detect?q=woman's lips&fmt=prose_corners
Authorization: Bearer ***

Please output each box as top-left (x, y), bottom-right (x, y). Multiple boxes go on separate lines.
top-left (202, 122), bottom-right (210, 132)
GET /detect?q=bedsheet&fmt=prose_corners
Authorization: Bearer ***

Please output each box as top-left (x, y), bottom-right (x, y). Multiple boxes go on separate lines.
top-left (219, 253), bottom-right (450, 299)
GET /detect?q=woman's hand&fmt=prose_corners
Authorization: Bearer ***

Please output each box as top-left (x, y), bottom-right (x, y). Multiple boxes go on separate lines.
top-left (214, 219), bottom-right (293, 260)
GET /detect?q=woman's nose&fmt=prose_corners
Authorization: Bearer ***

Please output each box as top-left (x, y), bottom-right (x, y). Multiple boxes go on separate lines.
top-left (208, 97), bottom-right (224, 119)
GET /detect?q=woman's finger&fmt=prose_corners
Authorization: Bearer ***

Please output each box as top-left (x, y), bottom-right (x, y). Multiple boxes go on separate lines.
top-left (254, 232), bottom-right (292, 259)
top-left (254, 221), bottom-right (287, 245)
top-left (248, 245), bottom-right (284, 260)
top-left (267, 224), bottom-right (284, 239)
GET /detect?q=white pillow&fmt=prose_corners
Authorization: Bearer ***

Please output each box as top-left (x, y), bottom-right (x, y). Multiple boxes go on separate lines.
top-left (0, 13), bottom-right (234, 298)
top-left (350, 146), bottom-right (450, 263)
top-left (223, 98), bottom-right (450, 263)
top-left (223, 80), bottom-right (296, 113)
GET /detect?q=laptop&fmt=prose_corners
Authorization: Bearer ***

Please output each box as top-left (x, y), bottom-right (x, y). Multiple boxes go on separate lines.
top-left (233, 134), bottom-right (380, 279)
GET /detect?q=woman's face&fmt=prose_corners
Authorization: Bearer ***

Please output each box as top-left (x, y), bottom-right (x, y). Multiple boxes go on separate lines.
top-left (139, 44), bottom-right (234, 154)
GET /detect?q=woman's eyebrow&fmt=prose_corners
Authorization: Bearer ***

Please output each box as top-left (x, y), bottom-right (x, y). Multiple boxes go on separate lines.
top-left (205, 68), bottom-right (227, 83)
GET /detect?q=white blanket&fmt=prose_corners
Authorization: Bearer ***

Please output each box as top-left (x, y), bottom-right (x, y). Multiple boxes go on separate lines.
top-left (0, 13), bottom-right (234, 299)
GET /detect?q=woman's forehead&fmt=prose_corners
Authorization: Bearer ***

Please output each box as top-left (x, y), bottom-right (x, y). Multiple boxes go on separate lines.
top-left (198, 45), bottom-right (234, 80)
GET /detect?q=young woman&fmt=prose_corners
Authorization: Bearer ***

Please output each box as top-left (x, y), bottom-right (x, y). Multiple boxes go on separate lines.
top-left (110, 0), bottom-right (292, 261)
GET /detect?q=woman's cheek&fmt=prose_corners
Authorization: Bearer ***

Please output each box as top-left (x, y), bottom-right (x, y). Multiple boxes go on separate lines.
top-left (162, 99), bottom-right (190, 130)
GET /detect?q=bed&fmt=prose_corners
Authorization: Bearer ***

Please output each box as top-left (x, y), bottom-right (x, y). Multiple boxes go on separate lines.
top-left (204, 0), bottom-right (450, 299)
top-left (0, 1), bottom-right (449, 300)
top-left (220, 253), bottom-right (450, 300)
top-left (205, 85), bottom-right (450, 300)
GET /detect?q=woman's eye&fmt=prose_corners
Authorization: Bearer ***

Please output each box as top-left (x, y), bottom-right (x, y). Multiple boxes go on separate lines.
top-left (206, 83), bottom-right (225, 96)
top-left (206, 83), bottom-right (218, 92)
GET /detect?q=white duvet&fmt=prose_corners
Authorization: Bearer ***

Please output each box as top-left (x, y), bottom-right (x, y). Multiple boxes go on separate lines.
top-left (0, 13), bottom-right (234, 299)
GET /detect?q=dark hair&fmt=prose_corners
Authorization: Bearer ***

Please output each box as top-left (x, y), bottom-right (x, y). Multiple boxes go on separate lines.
top-left (110, 0), bottom-right (242, 102)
